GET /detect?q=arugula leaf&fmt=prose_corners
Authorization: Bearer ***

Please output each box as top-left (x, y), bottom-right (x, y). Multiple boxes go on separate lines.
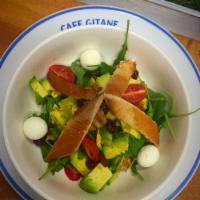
top-left (70, 59), bottom-right (90, 86)
top-left (39, 157), bottom-right (69, 180)
top-left (79, 62), bottom-right (114, 78)
top-left (147, 89), bottom-right (172, 127)
top-left (35, 93), bottom-right (45, 105)
top-left (46, 96), bottom-right (60, 111)
top-left (109, 154), bottom-right (124, 173)
top-left (131, 160), bottom-right (144, 180)
top-left (113, 20), bottom-right (130, 66)
top-left (169, 107), bottom-right (200, 118)
top-left (45, 127), bottom-right (61, 146)
top-left (164, 114), bottom-right (176, 141)
top-left (147, 88), bottom-right (176, 141)
top-left (38, 97), bottom-right (61, 125)
top-left (48, 157), bottom-right (69, 175)
top-left (49, 126), bottom-right (60, 139)
top-left (77, 150), bottom-right (86, 159)
top-left (125, 135), bottom-right (146, 157)
top-left (98, 62), bottom-right (115, 74)
top-left (40, 144), bottom-right (51, 159)
top-left (39, 112), bottom-right (50, 124)
top-left (92, 62), bottom-right (115, 76)
top-left (87, 130), bottom-right (96, 141)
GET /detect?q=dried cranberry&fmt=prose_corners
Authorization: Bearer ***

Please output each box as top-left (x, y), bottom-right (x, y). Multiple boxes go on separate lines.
top-left (132, 70), bottom-right (139, 79)
top-left (106, 119), bottom-right (118, 134)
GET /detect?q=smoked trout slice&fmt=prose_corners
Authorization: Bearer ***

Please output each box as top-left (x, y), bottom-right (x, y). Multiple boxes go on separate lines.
top-left (105, 60), bottom-right (136, 96)
top-left (105, 94), bottom-right (159, 145)
top-left (46, 95), bottom-right (103, 161)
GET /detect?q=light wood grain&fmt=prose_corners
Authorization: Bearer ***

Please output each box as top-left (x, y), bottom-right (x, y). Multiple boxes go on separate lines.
top-left (0, 0), bottom-right (199, 200)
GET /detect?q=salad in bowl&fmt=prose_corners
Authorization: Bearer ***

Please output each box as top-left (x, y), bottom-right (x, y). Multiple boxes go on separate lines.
top-left (22, 21), bottom-right (190, 193)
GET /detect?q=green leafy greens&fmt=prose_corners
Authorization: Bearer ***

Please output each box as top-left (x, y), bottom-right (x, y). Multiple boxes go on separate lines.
top-left (70, 59), bottom-right (90, 86)
top-left (92, 62), bottom-right (115, 76)
top-left (131, 160), bottom-right (144, 180)
top-left (113, 19), bottom-right (130, 66)
top-left (39, 157), bottom-right (69, 180)
top-left (125, 135), bottom-right (146, 157)
top-left (39, 143), bottom-right (69, 180)
top-left (147, 88), bottom-right (176, 140)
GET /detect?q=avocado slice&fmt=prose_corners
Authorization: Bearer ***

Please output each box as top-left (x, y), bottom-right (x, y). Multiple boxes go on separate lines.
top-left (103, 134), bottom-right (129, 159)
top-left (80, 163), bottom-right (112, 193)
top-left (96, 73), bottom-right (111, 88)
top-left (70, 151), bottom-right (90, 175)
top-left (121, 121), bottom-right (141, 139)
top-left (96, 129), bottom-right (102, 150)
top-left (58, 96), bottom-right (77, 113)
top-left (50, 109), bottom-right (71, 129)
top-left (100, 127), bottom-right (113, 146)
top-left (29, 76), bottom-right (48, 98)
top-left (40, 79), bottom-right (60, 98)
top-left (50, 97), bottom-right (78, 129)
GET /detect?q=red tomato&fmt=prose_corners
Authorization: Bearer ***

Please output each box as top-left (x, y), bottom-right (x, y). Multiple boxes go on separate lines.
top-left (64, 165), bottom-right (81, 181)
top-left (48, 64), bottom-right (75, 83)
top-left (122, 83), bottom-right (147, 104)
top-left (125, 83), bottom-right (145, 93)
top-left (81, 136), bottom-right (100, 162)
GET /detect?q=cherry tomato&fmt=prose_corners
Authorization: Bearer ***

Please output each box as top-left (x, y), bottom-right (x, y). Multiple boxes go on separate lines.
top-left (125, 83), bottom-right (145, 93)
top-left (64, 165), bottom-right (81, 181)
top-left (81, 135), bottom-right (100, 162)
top-left (48, 64), bottom-right (75, 83)
top-left (122, 83), bottom-right (147, 104)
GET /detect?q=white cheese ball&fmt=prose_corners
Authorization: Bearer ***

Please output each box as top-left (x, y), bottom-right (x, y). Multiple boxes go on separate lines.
top-left (137, 145), bottom-right (160, 168)
top-left (23, 117), bottom-right (48, 140)
top-left (80, 49), bottom-right (102, 70)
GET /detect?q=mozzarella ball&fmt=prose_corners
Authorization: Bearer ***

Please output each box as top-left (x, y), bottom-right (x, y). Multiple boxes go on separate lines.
top-left (80, 49), bottom-right (102, 70)
top-left (137, 145), bottom-right (160, 168)
top-left (23, 117), bottom-right (48, 140)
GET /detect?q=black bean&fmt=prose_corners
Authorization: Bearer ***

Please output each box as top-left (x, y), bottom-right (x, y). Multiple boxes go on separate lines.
top-left (76, 99), bottom-right (87, 107)
top-left (99, 153), bottom-right (108, 167)
top-left (33, 135), bottom-right (46, 146)
top-left (86, 159), bottom-right (96, 170)
top-left (132, 69), bottom-right (139, 79)
top-left (100, 101), bottom-right (109, 114)
top-left (106, 119), bottom-right (119, 134)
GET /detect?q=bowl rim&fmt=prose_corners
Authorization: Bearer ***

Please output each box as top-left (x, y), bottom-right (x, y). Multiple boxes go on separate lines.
top-left (0, 5), bottom-right (199, 200)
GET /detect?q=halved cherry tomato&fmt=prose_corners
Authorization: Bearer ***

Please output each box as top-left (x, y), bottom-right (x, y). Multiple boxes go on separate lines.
top-left (122, 83), bottom-right (147, 104)
top-left (48, 64), bottom-right (75, 83)
top-left (64, 165), bottom-right (81, 181)
top-left (47, 69), bottom-right (97, 99)
top-left (81, 135), bottom-right (100, 162)
top-left (125, 83), bottom-right (145, 93)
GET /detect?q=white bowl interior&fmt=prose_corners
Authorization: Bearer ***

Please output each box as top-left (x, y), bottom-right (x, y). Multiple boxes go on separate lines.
top-left (3, 27), bottom-right (188, 200)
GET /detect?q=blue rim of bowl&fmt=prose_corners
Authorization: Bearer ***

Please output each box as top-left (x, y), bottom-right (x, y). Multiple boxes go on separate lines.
top-left (0, 5), bottom-right (199, 200)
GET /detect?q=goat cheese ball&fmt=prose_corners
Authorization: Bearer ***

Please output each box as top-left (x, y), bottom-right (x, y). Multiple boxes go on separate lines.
top-left (137, 145), bottom-right (160, 168)
top-left (23, 117), bottom-right (48, 140)
top-left (80, 49), bottom-right (102, 70)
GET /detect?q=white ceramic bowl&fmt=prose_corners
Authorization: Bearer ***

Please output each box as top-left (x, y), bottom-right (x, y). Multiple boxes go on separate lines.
top-left (0, 6), bottom-right (199, 200)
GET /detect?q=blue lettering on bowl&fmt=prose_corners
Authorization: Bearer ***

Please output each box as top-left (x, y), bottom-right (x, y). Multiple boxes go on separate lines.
top-left (60, 18), bottom-right (119, 31)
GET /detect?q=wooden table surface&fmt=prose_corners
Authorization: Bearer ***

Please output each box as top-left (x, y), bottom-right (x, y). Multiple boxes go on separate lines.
top-left (0, 0), bottom-right (199, 199)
